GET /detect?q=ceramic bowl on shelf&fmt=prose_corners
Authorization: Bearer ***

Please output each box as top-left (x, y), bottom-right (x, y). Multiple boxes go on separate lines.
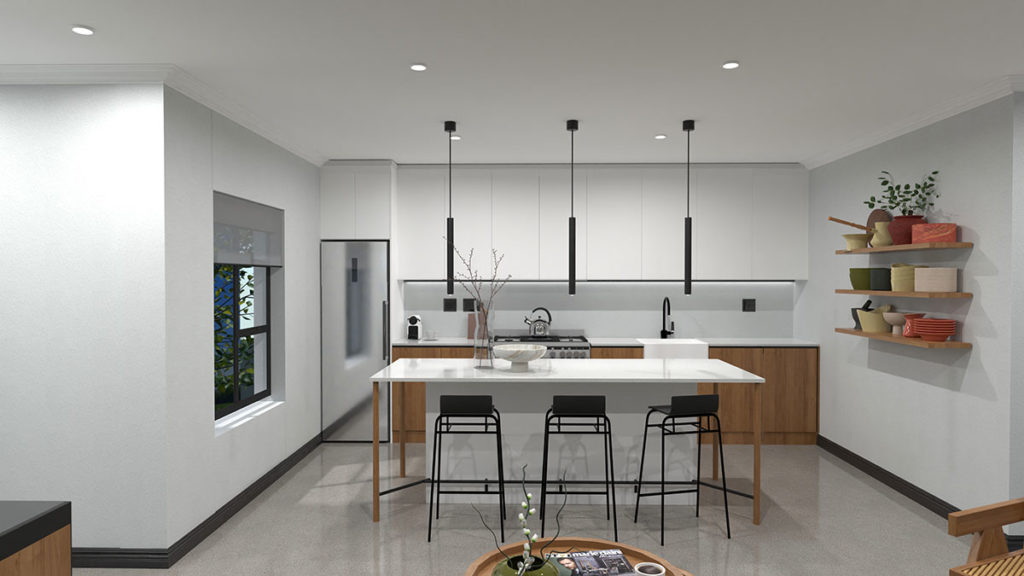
top-left (882, 312), bottom-right (907, 335)
top-left (843, 233), bottom-right (873, 250)
top-left (857, 307), bottom-right (891, 333)
top-left (891, 264), bottom-right (925, 292)
top-left (849, 268), bottom-right (872, 290)
top-left (492, 344), bottom-right (547, 372)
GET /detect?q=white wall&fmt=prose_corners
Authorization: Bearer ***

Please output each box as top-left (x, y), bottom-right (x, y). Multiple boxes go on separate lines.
top-left (1011, 93), bottom-right (1024, 533)
top-left (402, 281), bottom-right (795, 339)
top-left (0, 85), bottom-right (169, 547)
top-left (795, 96), bottom-right (1014, 511)
top-left (163, 87), bottom-right (321, 544)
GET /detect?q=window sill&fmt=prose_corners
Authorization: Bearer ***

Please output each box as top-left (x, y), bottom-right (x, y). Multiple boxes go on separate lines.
top-left (214, 398), bottom-right (283, 437)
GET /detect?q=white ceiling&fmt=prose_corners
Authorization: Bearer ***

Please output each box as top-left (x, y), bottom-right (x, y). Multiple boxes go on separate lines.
top-left (3, 0), bottom-right (1024, 167)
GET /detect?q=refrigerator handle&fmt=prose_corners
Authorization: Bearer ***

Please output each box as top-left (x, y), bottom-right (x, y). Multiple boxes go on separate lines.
top-left (382, 300), bottom-right (389, 362)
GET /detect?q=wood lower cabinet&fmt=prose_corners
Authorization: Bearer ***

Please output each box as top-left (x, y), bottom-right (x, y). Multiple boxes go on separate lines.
top-left (590, 347), bottom-right (643, 359)
top-left (391, 346), bottom-right (473, 443)
top-left (699, 347), bottom-right (819, 445)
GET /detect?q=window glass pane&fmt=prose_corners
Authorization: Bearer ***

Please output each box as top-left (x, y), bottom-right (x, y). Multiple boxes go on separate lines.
top-left (214, 265), bottom-right (235, 408)
top-left (238, 333), bottom-right (267, 400)
top-left (238, 267), bottom-right (267, 330)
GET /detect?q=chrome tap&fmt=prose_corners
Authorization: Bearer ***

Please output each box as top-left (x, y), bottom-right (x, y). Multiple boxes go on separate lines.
top-left (661, 297), bottom-right (674, 339)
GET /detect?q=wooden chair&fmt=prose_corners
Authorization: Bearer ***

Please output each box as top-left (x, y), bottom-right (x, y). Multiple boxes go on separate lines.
top-left (947, 498), bottom-right (1024, 576)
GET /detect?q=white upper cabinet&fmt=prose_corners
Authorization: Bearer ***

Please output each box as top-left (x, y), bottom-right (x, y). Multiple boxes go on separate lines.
top-left (692, 166), bottom-right (755, 280)
top-left (491, 169), bottom-right (540, 280)
top-left (391, 164), bottom-right (808, 282)
top-left (587, 168), bottom-right (642, 279)
top-left (320, 161), bottom-right (393, 239)
top-left (395, 166), bottom-right (445, 279)
top-left (538, 167), bottom-right (586, 280)
top-left (641, 168), bottom-right (686, 279)
top-left (750, 167), bottom-right (808, 280)
top-left (450, 167), bottom-right (492, 274)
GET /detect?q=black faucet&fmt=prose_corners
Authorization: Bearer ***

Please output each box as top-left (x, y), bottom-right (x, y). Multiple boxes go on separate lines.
top-left (661, 297), bottom-right (674, 339)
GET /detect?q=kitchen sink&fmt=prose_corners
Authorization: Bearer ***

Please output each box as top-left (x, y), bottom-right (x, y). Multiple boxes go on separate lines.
top-left (637, 338), bottom-right (709, 359)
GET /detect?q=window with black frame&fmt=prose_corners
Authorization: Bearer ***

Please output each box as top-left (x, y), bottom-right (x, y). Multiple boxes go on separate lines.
top-left (214, 264), bottom-right (271, 418)
top-left (213, 191), bottom-right (283, 420)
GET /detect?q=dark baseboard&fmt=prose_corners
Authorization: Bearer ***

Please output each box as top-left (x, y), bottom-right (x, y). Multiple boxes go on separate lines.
top-left (72, 433), bottom-right (321, 569)
top-left (817, 435), bottom-right (1024, 552)
top-left (816, 435), bottom-right (958, 517)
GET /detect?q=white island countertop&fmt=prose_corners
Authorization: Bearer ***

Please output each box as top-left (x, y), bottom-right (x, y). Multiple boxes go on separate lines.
top-left (392, 337), bottom-right (818, 348)
top-left (370, 358), bottom-right (764, 384)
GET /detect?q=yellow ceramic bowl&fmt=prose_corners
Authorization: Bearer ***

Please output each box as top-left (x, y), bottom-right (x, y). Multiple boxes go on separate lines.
top-left (857, 309), bottom-right (891, 333)
top-left (843, 233), bottom-right (873, 250)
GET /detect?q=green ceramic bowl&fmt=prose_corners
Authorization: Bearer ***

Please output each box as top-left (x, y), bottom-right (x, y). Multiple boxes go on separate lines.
top-left (849, 268), bottom-right (872, 290)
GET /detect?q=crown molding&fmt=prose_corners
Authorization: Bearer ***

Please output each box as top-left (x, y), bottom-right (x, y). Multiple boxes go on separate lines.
top-left (0, 63), bottom-right (323, 167)
top-left (323, 159), bottom-right (397, 167)
top-left (803, 75), bottom-right (1024, 170)
top-left (0, 63), bottom-right (176, 84)
top-left (163, 67), bottom-right (323, 166)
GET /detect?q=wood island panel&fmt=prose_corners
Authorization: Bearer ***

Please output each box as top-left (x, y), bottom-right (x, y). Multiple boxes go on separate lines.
top-left (391, 346), bottom-right (474, 443)
top-left (590, 347), bottom-right (643, 359)
top-left (700, 347), bottom-right (818, 445)
top-left (0, 525), bottom-right (71, 576)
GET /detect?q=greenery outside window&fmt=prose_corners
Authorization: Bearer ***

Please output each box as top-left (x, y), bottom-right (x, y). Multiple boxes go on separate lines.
top-left (215, 264), bottom-right (271, 419)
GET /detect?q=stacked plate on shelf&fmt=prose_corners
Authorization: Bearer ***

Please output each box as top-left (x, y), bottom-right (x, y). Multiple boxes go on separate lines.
top-left (908, 318), bottom-right (957, 342)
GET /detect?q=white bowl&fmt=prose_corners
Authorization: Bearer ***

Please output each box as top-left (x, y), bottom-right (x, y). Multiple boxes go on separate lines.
top-left (492, 344), bottom-right (547, 372)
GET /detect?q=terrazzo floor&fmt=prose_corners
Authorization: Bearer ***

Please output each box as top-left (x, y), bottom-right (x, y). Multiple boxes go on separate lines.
top-left (77, 443), bottom-right (970, 575)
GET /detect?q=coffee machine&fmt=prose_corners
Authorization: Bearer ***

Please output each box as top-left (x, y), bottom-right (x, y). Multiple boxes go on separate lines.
top-left (406, 315), bottom-right (422, 340)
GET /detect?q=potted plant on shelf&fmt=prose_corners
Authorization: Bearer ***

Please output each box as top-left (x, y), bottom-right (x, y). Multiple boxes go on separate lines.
top-left (864, 170), bottom-right (939, 244)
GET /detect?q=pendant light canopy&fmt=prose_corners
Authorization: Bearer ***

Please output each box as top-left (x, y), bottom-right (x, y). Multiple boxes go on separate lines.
top-left (444, 120), bottom-right (456, 295)
top-left (567, 119), bottom-right (579, 295)
top-left (683, 119), bottom-right (695, 295)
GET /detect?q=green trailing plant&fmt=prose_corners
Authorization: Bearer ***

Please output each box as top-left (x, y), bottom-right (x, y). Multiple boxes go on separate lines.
top-left (864, 170), bottom-right (939, 216)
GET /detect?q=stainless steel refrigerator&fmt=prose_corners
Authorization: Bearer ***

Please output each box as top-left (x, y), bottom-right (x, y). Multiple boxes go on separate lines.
top-left (321, 240), bottom-right (390, 442)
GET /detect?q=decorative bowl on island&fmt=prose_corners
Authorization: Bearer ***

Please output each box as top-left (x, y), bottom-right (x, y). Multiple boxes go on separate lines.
top-left (492, 344), bottom-right (547, 372)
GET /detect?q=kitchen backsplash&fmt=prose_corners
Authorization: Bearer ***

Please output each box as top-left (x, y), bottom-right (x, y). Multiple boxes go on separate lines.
top-left (400, 281), bottom-right (796, 339)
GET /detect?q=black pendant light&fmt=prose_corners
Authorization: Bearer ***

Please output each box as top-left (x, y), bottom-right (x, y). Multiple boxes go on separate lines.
top-left (567, 119), bottom-right (579, 295)
top-left (444, 120), bottom-right (456, 294)
top-left (683, 119), bottom-right (695, 295)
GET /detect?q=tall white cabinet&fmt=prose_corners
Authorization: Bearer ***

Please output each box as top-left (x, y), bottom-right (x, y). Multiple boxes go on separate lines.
top-left (320, 160), bottom-right (395, 239)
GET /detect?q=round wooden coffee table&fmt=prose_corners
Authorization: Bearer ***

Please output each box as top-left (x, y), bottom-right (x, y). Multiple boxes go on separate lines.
top-left (464, 537), bottom-right (694, 576)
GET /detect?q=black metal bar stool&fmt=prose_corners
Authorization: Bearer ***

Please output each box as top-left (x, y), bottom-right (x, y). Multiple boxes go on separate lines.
top-left (428, 395), bottom-right (506, 542)
top-left (633, 394), bottom-right (730, 544)
top-left (539, 395), bottom-right (617, 541)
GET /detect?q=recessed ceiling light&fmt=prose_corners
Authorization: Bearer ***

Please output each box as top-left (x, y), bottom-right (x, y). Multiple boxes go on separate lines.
top-left (654, 134), bottom-right (667, 140)
top-left (71, 25), bottom-right (95, 36)
top-left (449, 134), bottom-right (461, 141)
top-left (410, 63), bottom-right (427, 72)
top-left (722, 61), bottom-right (740, 70)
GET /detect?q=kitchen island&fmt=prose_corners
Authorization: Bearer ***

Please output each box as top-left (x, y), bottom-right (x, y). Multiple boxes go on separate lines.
top-left (369, 357), bottom-right (766, 526)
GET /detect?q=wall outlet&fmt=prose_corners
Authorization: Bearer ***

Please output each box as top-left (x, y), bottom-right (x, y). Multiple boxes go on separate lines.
top-left (742, 298), bottom-right (756, 312)
top-left (443, 298), bottom-right (457, 312)
top-left (462, 298), bottom-right (476, 312)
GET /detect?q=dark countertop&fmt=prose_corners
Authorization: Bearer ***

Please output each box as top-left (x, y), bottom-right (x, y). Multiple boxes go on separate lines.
top-left (0, 501), bottom-right (70, 562)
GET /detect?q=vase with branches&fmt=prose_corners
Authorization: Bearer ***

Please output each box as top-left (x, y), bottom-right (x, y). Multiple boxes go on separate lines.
top-left (452, 244), bottom-right (511, 369)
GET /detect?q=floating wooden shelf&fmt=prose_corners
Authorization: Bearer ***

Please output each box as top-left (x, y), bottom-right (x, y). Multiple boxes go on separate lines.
top-left (835, 328), bottom-right (972, 349)
top-left (835, 289), bottom-right (972, 299)
top-left (836, 241), bottom-right (973, 255)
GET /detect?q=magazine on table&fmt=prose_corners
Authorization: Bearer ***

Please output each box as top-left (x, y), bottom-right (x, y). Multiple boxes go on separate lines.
top-left (547, 548), bottom-right (636, 575)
